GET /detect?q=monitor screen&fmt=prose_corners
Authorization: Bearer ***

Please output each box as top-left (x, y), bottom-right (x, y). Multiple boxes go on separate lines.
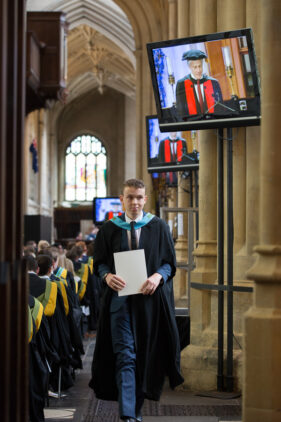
top-left (146, 115), bottom-right (199, 179)
top-left (146, 28), bottom-right (260, 131)
top-left (93, 197), bottom-right (123, 224)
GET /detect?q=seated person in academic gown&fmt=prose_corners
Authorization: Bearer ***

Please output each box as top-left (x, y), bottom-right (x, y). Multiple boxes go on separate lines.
top-left (37, 254), bottom-right (74, 392)
top-left (28, 295), bottom-right (47, 422)
top-left (47, 246), bottom-right (84, 361)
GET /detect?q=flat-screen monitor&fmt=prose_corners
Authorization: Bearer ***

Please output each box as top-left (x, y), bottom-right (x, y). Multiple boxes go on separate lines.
top-left (146, 115), bottom-right (199, 177)
top-left (146, 28), bottom-right (260, 131)
top-left (93, 197), bottom-right (123, 224)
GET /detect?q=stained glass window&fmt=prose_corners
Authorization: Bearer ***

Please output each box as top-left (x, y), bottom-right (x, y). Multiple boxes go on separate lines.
top-left (65, 134), bottom-right (107, 202)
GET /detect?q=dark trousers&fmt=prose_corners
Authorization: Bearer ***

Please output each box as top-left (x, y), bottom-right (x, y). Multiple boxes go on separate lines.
top-left (110, 299), bottom-right (144, 419)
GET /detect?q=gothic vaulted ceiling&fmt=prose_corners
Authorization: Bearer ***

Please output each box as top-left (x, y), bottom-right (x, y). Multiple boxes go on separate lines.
top-left (26, 0), bottom-right (136, 102)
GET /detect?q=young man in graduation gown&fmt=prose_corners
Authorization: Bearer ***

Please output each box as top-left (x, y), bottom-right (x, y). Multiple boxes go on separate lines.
top-left (89, 178), bottom-right (183, 422)
top-left (176, 49), bottom-right (223, 120)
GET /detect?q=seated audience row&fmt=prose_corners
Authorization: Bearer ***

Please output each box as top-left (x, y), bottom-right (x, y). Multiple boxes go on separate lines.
top-left (24, 239), bottom-right (101, 422)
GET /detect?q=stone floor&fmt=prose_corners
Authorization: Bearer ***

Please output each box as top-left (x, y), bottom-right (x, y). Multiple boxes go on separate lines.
top-left (44, 337), bottom-right (242, 422)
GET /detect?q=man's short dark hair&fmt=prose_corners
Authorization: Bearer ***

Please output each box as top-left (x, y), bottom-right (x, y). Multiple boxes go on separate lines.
top-left (22, 255), bottom-right (38, 272)
top-left (37, 254), bottom-right (53, 276)
top-left (123, 178), bottom-right (145, 192)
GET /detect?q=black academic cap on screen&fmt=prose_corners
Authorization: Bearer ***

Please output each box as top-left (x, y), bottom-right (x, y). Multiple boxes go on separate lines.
top-left (182, 49), bottom-right (207, 61)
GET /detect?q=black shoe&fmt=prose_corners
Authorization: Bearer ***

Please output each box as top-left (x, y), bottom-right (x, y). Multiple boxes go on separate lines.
top-left (121, 419), bottom-right (136, 422)
top-left (136, 414), bottom-right (142, 422)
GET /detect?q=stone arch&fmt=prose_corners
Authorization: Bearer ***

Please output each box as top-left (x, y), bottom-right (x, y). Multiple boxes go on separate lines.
top-left (55, 87), bottom-right (126, 203)
top-left (113, 0), bottom-right (169, 190)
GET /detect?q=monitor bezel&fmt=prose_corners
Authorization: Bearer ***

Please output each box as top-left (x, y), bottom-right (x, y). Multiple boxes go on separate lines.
top-left (93, 196), bottom-right (122, 225)
top-left (146, 28), bottom-right (261, 131)
top-left (146, 114), bottom-right (199, 174)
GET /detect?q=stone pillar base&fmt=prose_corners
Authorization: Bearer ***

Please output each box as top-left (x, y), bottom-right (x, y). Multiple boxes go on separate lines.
top-left (174, 237), bottom-right (188, 302)
top-left (243, 307), bottom-right (281, 422)
top-left (174, 270), bottom-right (188, 303)
top-left (180, 341), bottom-right (243, 392)
top-left (189, 271), bottom-right (217, 330)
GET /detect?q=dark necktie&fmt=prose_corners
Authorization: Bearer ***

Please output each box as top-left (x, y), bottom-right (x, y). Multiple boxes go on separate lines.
top-left (130, 221), bottom-right (137, 250)
top-left (197, 79), bottom-right (204, 113)
top-left (169, 141), bottom-right (176, 184)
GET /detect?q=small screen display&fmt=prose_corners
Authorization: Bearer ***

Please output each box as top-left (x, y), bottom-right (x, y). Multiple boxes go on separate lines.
top-left (146, 115), bottom-right (199, 179)
top-left (93, 197), bottom-right (123, 224)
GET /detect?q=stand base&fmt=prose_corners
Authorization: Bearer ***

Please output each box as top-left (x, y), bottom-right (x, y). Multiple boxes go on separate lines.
top-left (196, 390), bottom-right (241, 400)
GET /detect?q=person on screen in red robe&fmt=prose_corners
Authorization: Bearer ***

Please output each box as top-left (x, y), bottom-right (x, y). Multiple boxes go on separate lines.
top-left (157, 132), bottom-right (187, 186)
top-left (176, 49), bottom-right (223, 119)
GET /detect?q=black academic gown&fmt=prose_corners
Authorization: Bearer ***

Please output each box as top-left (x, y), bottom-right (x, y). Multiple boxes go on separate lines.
top-left (29, 272), bottom-right (74, 391)
top-left (28, 295), bottom-right (48, 422)
top-left (50, 273), bottom-right (84, 367)
top-left (89, 214), bottom-right (184, 401)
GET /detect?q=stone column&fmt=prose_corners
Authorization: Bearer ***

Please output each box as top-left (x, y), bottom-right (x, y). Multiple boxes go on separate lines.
top-left (244, 1), bottom-right (281, 421)
top-left (245, 0), bottom-right (261, 258)
top-left (166, 0), bottom-right (179, 294)
top-left (181, 0), bottom-right (219, 391)
top-left (191, 0), bottom-right (218, 314)
top-left (135, 45), bottom-right (154, 211)
top-left (172, 0), bottom-right (190, 304)
top-left (38, 109), bottom-right (45, 215)
top-left (23, 118), bottom-right (30, 215)
top-left (177, 0), bottom-right (189, 38)
top-left (217, 0), bottom-right (248, 388)
top-left (168, 0), bottom-right (177, 39)
top-left (218, 0), bottom-right (247, 277)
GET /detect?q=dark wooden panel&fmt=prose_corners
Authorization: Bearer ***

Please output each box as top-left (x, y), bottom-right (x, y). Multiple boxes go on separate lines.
top-left (26, 31), bottom-right (41, 90)
top-left (17, 1), bottom-right (29, 418)
top-left (0, 0), bottom-right (7, 262)
top-left (27, 11), bottom-right (68, 97)
top-left (54, 206), bottom-right (93, 239)
top-left (24, 214), bottom-right (53, 244)
top-left (0, 1), bottom-right (28, 421)
top-left (0, 264), bottom-right (11, 422)
top-left (0, 1), bottom-right (9, 420)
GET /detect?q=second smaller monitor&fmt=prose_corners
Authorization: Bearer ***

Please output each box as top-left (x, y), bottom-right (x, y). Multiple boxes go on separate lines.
top-left (146, 115), bottom-right (199, 176)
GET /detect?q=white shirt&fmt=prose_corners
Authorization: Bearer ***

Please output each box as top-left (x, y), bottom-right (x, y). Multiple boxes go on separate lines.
top-left (191, 73), bottom-right (205, 101)
top-left (125, 211), bottom-right (143, 249)
top-left (169, 138), bottom-right (177, 156)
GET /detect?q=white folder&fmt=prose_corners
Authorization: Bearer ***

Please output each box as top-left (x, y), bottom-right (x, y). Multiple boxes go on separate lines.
top-left (114, 249), bottom-right (147, 296)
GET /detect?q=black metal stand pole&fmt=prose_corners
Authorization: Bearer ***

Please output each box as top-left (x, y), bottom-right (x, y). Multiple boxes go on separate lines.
top-left (217, 128), bottom-right (224, 391)
top-left (194, 169), bottom-right (199, 241)
top-left (189, 171), bottom-right (193, 207)
top-left (226, 127), bottom-right (234, 392)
